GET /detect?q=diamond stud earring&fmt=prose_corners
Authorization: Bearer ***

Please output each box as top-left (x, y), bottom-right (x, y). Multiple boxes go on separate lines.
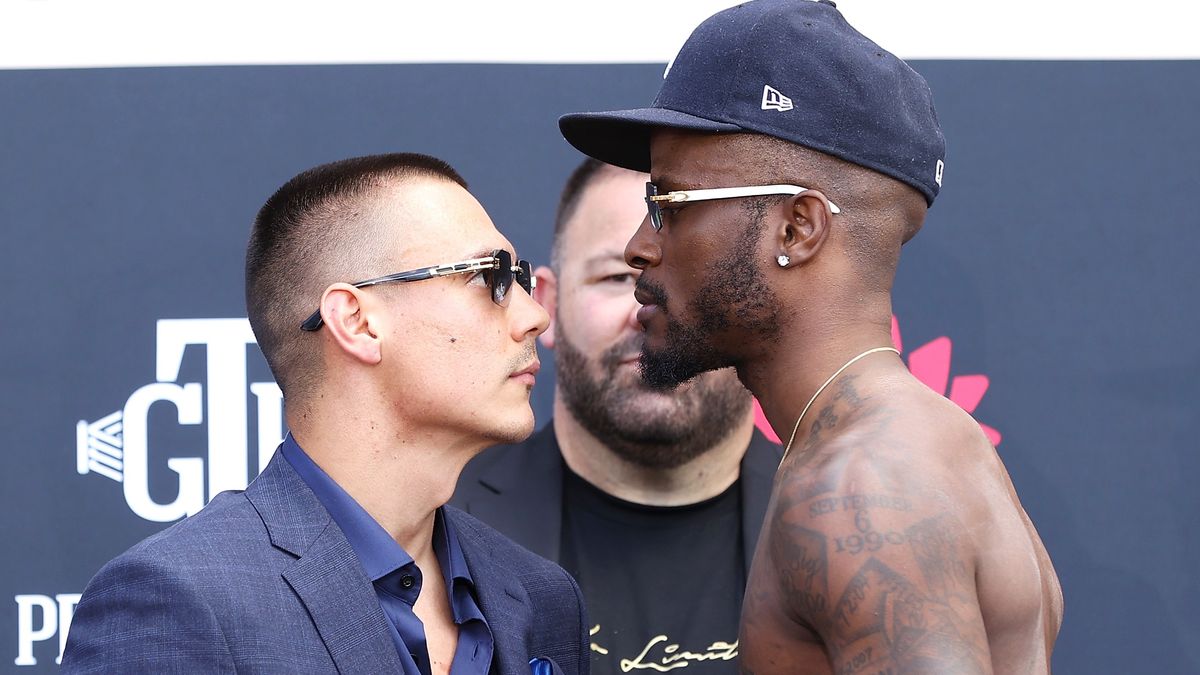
top-left (777, 255), bottom-right (790, 267)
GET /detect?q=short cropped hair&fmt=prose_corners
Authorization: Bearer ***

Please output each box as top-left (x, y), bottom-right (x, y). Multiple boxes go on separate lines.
top-left (550, 157), bottom-right (615, 271)
top-left (245, 152), bottom-right (468, 400)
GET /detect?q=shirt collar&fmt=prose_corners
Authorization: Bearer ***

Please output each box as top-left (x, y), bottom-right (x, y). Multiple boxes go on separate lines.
top-left (434, 508), bottom-right (485, 626)
top-left (435, 507), bottom-right (474, 586)
top-left (281, 433), bottom-right (414, 581)
top-left (280, 435), bottom-right (478, 605)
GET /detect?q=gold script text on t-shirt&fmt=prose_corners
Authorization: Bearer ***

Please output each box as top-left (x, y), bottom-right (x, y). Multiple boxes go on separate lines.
top-left (589, 626), bottom-right (739, 672)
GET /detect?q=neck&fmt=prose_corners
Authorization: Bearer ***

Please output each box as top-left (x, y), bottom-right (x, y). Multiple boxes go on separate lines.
top-left (552, 397), bottom-right (753, 507)
top-left (737, 314), bottom-right (901, 451)
top-left (286, 397), bottom-right (481, 556)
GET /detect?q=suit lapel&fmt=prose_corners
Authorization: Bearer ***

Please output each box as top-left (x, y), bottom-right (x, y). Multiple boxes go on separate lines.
top-left (449, 508), bottom-right (533, 675)
top-left (283, 523), bottom-right (405, 674)
top-left (462, 424), bottom-right (564, 561)
top-left (740, 431), bottom-right (783, 575)
top-left (246, 451), bottom-right (403, 674)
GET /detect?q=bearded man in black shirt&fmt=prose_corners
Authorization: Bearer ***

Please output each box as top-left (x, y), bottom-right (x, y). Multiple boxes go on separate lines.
top-left (453, 158), bottom-right (781, 675)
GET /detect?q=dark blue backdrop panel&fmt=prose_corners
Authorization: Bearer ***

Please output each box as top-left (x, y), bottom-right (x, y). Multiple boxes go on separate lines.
top-left (0, 62), bottom-right (1196, 672)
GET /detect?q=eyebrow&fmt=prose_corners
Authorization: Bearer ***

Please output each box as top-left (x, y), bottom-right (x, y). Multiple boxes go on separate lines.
top-left (582, 252), bottom-right (630, 271)
top-left (653, 176), bottom-right (704, 193)
top-left (457, 247), bottom-right (509, 262)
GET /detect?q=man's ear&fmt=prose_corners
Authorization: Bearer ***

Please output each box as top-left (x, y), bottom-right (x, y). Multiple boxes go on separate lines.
top-left (776, 190), bottom-right (836, 268)
top-left (533, 265), bottom-right (558, 349)
top-left (319, 283), bottom-right (382, 365)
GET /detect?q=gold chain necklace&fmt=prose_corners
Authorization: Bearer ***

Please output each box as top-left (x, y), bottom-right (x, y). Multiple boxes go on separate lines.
top-left (780, 346), bottom-right (899, 463)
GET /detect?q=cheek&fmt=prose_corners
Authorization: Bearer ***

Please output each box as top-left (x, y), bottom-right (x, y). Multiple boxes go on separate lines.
top-left (403, 314), bottom-right (488, 370)
top-left (560, 289), bottom-right (637, 343)
top-left (441, 321), bottom-right (500, 351)
top-left (387, 303), bottom-right (514, 411)
top-left (662, 255), bottom-right (704, 299)
top-left (446, 315), bottom-right (510, 365)
top-left (671, 229), bottom-right (728, 288)
top-left (412, 334), bottom-right (488, 395)
top-left (428, 289), bottom-right (505, 343)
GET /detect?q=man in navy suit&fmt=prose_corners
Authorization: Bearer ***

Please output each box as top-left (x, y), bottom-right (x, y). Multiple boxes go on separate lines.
top-left (63, 153), bottom-right (589, 674)
top-left (454, 159), bottom-right (780, 674)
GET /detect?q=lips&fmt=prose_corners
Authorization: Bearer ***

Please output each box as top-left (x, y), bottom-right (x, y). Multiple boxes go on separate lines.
top-left (633, 280), bottom-right (667, 332)
top-left (633, 287), bottom-right (657, 307)
top-left (634, 276), bottom-right (668, 309)
top-left (635, 304), bottom-right (660, 327)
top-left (510, 360), bottom-right (540, 386)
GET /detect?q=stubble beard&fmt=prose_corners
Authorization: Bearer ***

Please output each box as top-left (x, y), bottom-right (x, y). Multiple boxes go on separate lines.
top-left (494, 342), bottom-right (540, 440)
top-left (555, 323), bottom-right (751, 470)
top-left (639, 206), bottom-right (783, 390)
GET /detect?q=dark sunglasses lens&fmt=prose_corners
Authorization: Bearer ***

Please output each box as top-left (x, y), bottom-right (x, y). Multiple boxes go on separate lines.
top-left (490, 250), bottom-right (513, 305)
top-left (516, 260), bottom-right (533, 294)
top-left (645, 182), bottom-right (662, 231)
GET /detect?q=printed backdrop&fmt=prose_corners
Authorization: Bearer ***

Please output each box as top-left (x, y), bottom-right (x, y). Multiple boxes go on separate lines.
top-left (1, 44), bottom-right (1197, 675)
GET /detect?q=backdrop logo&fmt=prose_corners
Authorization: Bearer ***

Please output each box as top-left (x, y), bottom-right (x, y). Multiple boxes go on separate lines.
top-left (753, 316), bottom-right (1002, 445)
top-left (14, 593), bottom-right (80, 667)
top-left (75, 319), bottom-right (283, 522)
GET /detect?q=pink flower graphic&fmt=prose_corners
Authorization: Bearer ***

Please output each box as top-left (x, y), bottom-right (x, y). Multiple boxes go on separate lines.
top-left (753, 316), bottom-right (1002, 446)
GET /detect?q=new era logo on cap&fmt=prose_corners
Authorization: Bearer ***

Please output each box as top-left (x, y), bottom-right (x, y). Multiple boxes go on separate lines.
top-left (761, 85), bottom-right (793, 112)
top-left (558, 0), bottom-right (946, 205)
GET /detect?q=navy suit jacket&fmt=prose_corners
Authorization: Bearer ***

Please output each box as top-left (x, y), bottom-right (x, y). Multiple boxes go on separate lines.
top-left (452, 420), bottom-right (782, 576)
top-left (62, 450), bottom-right (589, 675)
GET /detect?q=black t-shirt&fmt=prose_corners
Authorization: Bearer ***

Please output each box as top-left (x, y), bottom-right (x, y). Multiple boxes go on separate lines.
top-left (559, 467), bottom-right (745, 675)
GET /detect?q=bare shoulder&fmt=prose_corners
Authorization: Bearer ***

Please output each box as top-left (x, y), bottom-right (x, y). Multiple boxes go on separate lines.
top-left (761, 379), bottom-right (998, 673)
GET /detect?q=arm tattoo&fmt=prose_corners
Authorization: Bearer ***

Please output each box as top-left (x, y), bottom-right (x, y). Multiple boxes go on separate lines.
top-left (830, 557), bottom-right (984, 672)
top-left (905, 515), bottom-right (973, 603)
top-left (769, 523), bottom-right (830, 621)
top-left (769, 493), bottom-right (990, 673)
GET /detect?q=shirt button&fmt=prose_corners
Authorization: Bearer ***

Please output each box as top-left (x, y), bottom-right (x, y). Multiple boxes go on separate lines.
top-left (400, 575), bottom-right (416, 589)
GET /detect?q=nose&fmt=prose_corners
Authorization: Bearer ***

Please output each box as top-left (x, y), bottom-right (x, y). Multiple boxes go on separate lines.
top-left (511, 283), bottom-right (550, 341)
top-left (624, 215), bottom-right (661, 271)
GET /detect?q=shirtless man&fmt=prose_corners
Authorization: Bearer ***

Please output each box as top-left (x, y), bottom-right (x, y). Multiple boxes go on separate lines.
top-left (557, 1), bottom-right (1062, 672)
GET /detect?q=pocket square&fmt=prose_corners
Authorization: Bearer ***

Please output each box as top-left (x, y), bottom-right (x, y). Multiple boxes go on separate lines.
top-left (529, 656), bottom-right (565, 675)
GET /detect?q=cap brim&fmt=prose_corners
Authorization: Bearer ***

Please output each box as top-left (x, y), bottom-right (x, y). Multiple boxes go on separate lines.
top-left (559, 108), bottom-right (743, 172)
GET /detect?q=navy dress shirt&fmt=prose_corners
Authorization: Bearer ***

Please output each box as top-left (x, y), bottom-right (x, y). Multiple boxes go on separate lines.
top-left (282, 435), bottom-right (494, 675)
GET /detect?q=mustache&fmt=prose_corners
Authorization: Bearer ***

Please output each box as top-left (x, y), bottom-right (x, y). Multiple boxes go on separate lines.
top-left (508, 341), bottom-right (539, 373)
top-left (634, 277), bottom-right (668, 310)
top-left (599, 334), bottom-right (645, 372)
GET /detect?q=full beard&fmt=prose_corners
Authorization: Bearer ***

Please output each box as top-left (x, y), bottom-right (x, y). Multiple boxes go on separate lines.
top-left (555, 326), bottom-right (751, 470)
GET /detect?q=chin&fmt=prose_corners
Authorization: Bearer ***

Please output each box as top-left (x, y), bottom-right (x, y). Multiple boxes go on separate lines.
top-left (621, 384), bottom-right (692, 412)
top-left (487, 408), bottom-right (537, 445)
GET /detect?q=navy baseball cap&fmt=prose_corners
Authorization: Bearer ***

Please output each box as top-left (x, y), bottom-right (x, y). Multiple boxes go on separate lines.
top-left (559, 0), bottom-right (946, 205)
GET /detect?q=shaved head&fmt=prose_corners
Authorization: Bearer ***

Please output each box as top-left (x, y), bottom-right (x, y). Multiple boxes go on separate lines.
top-left (245, 153), bottom-right (468, 401)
